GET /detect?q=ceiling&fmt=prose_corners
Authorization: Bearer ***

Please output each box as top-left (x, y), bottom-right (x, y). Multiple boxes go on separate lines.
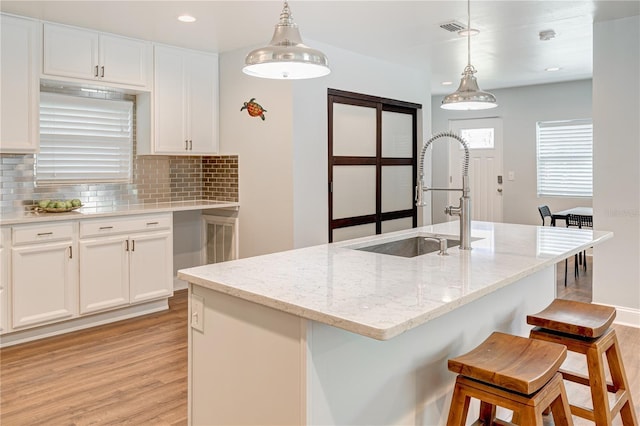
top-left (2, 1), bottom-right (639, 95)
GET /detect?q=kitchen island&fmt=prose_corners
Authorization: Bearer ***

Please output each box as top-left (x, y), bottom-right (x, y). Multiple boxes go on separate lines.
top-left (178, 221), bottom-right (611, 425)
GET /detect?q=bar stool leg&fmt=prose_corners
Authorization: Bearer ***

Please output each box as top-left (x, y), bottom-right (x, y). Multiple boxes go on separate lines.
top-left (447, 378), bottom-right (471, 426)
top-left (586, 344), bottom-right (614, 426)
top-left (479, 402), bottom-right (496, 424)
top-left (605, 334), bottom-right (639, 426)
top-left (549, 380), bottom-right (574, 426)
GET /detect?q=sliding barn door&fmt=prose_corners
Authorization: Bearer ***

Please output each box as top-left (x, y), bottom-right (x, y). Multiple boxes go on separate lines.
top-left (328, 89), bottom-right (420, 242)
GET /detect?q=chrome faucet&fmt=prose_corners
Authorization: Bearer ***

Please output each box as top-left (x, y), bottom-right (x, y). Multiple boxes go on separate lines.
top-left (416, 131), bottom-right (472, 250)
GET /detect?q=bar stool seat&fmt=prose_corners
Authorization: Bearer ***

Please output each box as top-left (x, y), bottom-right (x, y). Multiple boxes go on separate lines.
top-left (446, 331), bottom-right (573, 426)
top-left (527, 299), bottom-right (638, 426)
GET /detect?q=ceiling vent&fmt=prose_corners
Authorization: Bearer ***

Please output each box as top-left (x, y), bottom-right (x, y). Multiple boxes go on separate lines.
top-left (439, 21), bottom-right (467, 33)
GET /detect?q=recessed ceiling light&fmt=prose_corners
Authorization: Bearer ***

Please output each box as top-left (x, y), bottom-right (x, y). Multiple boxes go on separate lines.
top-left (458, 28), bottom-right (480, 37)
top-left (178, 14), bottom-right (196, 23)
top-left (441, 81), bottom-right (453, 86)
top-left (545, 67), bottom-right (561, 72)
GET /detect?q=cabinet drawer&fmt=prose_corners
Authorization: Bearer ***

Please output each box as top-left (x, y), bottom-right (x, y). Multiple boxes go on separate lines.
top-left (80, 214), bottom-right (171, 238)
top-left (12, 222), bottom-right (75, 245)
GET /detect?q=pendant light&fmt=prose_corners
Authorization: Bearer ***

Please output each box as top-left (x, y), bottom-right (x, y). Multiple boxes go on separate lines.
top-left (441, 0), bottom-right (497, 110)
top-left (243, 1), bottom-right (330, 80)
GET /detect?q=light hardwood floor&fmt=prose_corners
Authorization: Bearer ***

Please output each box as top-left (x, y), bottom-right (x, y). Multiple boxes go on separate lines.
top-left (0, 292), bottom-right (188, 425)
top-left (1, 260), bottom-right (638, 425)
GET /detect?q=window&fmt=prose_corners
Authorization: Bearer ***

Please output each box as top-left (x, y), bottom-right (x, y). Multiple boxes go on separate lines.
top-left (460, 127), bottom-right (494, 149)
top-left (37, 92), bottom-right (133, 184)
top-left (537, 119), bottom-right (593, 197)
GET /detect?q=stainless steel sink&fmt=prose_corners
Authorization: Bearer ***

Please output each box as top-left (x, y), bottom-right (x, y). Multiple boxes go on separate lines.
top-left (355, 236), bottom-right (460, 258)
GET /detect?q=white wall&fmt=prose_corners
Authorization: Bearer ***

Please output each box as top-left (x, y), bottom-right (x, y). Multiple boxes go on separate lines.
top-left (592, 15), bottom-right (640, 324)
top-left (291, 40), bottom-right (431, 249)
top-left (219, 48), bottom-right (295, 259)
top-left (431, 80), bottom-right (593, 225)
top-left (220, 40), bottom-right (431, 257)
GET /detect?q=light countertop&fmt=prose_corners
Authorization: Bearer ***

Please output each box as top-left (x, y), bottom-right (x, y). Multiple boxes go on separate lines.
top-left (179, 221), bottom-right (612, 341)
top-left (1, 200), bottom-right (239, 225)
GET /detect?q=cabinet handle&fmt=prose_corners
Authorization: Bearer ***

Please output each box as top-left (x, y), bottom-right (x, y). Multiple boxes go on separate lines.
top-left (185, 140), bottom-right (189, 150)
top-left (95, 65), bottom-right (99, 77)
top-left (99, 226), bottom-right (113, 230)
top-left (131, 240), bottom-right (135, 252)
top-left (189, 140), bottom-right (193, 150)
top-left (69, 246), bottom-right (73, 259)
top-left (37, 232), bottom-right (53, 236)
top-left (101, 66), bottom-right (105, 78)
top-left (125, 240), bottom-right (129, 251)
top-left (146, 222), bottom-right (159, 225)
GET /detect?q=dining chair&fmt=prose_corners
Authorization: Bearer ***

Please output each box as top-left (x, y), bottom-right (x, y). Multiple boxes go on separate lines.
top-left (565, 214), bottom-right (588, 286)
top-left (570, 214), bottom-right (592, 272)
top-left (538, 205), bottom-right (555, 226)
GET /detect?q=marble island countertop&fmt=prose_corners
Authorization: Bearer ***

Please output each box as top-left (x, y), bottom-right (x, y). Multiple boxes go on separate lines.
top-left (179, 221), bottom-right (612, 341)
top-left (0, 200), bottom-right (239, 225)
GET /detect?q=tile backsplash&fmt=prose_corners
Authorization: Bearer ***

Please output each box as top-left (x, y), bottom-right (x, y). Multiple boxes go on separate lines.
top-left (0, 154), bottom-right (239, 214)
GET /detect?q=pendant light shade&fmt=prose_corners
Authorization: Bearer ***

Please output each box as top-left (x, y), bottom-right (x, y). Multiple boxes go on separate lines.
top-left (441, 0), bottom-right (497, 110)
top-left (243, 2), bottom-right (330, 80)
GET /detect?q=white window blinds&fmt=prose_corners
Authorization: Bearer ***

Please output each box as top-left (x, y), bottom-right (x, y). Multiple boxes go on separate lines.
top-left (37, 92), bottom-right (133, 183)
top-left (536, 119), bottom-right (593, 197)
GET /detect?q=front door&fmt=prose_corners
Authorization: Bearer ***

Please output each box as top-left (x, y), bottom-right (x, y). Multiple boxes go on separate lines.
top-left (449, 117), bottom-right (503, 222)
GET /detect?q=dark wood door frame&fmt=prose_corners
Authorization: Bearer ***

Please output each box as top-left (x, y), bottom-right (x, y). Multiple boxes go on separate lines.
top-left (328, 89), bottom-right (421, 242)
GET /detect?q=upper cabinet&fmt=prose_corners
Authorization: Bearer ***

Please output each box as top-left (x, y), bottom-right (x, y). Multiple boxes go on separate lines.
top-left (43, 23), bottom-right (151, 88)
top-left (0, 14), bottom-right (40, 153)
top-left (139, 45), bottom-right (218, 155)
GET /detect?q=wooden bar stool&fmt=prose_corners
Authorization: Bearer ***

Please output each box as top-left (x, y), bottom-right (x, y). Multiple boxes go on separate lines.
top-left (447, 331), bottom-right (573, 426)
top-left (527, 299), bottom-right (638, 426)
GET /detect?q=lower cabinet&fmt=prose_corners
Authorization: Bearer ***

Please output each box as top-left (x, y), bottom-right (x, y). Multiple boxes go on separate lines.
top-left (3, 213), bottom-right (173, 336)
top-left (128, 231), bottom-right (173, 303)
top-left (1, 228), bottom-right (10, 333)
top-left (11, 222), bottom-right (78, 329)
top-left (79, 214), bottom-right (173, 315)
top-left (79, 234), bottom-right (129, 314)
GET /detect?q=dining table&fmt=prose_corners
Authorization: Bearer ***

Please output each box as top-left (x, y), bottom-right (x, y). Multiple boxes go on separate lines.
top-left (552, 206), bottom-right (593, 226)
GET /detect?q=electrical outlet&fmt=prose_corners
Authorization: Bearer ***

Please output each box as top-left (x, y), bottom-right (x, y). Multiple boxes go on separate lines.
top-left (508, 171), bottom-right (515, 181)
top-left (191, 293), bottom-right (204, 332)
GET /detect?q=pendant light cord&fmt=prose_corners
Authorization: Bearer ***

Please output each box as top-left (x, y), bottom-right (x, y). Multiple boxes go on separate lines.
top-left (467, 0), bottom-right (471, 67)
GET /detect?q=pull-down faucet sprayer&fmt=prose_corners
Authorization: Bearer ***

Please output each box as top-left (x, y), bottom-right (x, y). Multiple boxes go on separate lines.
top-left (416, 131), bottom-right (472, 250)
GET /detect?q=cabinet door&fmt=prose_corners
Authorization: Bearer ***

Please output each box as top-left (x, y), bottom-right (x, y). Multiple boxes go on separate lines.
top-left (100, 34), bottom-right (150, 87)
top-left (0, 228), bottom-right (9, 334)
top-left (79, 235), bottom-right (129, 314)
top-left (11, 241), bottom-right (78, 328)
top-left (0, 14), bottom-right (39, 153)
top-left (187, 51), bottom-right (219, 154)
top-left (129, 231), bottom-right (173, 303)
top-left (154, 45), bottom-right (187, 154)
top-left (43, 23), bottom-right (99, 81)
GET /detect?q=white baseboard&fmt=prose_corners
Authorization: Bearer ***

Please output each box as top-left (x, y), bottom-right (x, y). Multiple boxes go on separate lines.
top-left (0, 299), bottom-right (169, 348)
top-left (174, 276), bottom-right (188, 291)
top-left (612, 304), bottom-right (640, 328)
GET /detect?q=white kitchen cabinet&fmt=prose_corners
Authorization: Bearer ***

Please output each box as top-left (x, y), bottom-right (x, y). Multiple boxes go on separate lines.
top-left (129, 231), bottom-right (173, 303)
top-left (147, 45), bottom-right (218, 155)
top-left (43, 23), bottom-right (151, 88)
top-left (11, 222), bottom-right (78, 329)
top-left (0, 228), bottom-right (9, 334)
top-left (79, 235), bottom-right (129, 314)
top-left (79, 214), bottom-right (173, 314)
top-left (0, 14), bottom-right (40, 153)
